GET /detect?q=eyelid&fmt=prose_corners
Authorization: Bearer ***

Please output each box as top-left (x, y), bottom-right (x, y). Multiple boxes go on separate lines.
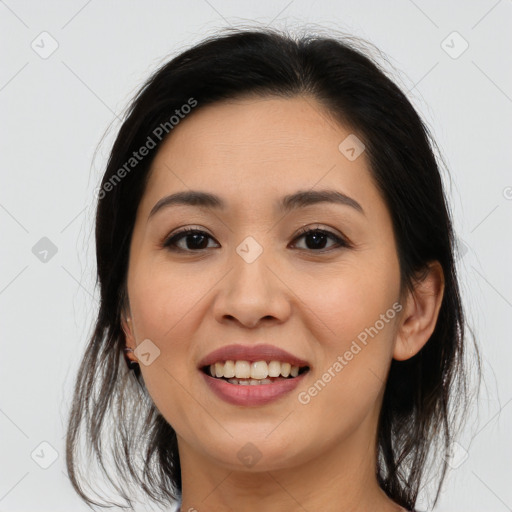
top-left (166, 225), bottom-right (213, 238)
top-left (291, 224), bottom-right (351, 249)
top-left (294, 223), bottom-right (344, 239)
top-left (162, 223), bottom-right (352, 252)
top-left (161, 225), bottom-right (218, 249)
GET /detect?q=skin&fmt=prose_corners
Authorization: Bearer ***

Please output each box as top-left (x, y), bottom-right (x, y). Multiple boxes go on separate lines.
top-left (122, 95), bottom-right (445, 512)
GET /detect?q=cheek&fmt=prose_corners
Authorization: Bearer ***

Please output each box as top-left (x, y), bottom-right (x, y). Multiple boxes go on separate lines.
top-left (298, 258), bottom-right (400, 347)
top-left (127, 268), bottom-right (204, 427)
top-left (126, 259), bottom-right (225, 399)
top-left (297, 294), bottom-right (398, 441)
top-left (128, 260), bottom-right (211, 342)
top-left (294, 257), bottom-right (400, 411)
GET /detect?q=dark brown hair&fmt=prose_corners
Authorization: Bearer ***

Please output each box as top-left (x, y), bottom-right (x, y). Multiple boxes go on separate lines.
top-left (65, 26), bottom-right (481, 511)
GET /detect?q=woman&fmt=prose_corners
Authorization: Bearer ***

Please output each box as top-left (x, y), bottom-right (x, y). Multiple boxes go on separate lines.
top-left (66, 26), bottom-right (480, 512)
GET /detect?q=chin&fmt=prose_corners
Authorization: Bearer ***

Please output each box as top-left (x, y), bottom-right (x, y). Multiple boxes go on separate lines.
top-left (202, 435), bottom-right (309, 473)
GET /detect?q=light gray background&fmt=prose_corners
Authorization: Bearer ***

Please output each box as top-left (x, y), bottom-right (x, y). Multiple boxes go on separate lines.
top-left (1, 1), bottom-right (511, 511)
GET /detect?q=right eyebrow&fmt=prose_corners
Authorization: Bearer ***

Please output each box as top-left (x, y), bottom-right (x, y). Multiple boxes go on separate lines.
top-left (148, 191), bottom-right (225, 220)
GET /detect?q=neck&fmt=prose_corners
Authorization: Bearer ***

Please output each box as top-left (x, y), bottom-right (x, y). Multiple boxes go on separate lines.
top-left (177, 408), bottom-right (404, 512)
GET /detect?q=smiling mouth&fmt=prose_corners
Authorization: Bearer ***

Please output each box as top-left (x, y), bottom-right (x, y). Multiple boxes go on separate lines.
top-left (201, 360), bottom-right (310, 385)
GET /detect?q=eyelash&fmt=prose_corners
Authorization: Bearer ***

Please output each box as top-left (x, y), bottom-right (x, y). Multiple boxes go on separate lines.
top-left (162, 224), bottom-right (351, 253)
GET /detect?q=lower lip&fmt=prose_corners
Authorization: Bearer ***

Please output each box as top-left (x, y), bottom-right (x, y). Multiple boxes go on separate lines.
top-left (200, 370), bottom-right (308, 406)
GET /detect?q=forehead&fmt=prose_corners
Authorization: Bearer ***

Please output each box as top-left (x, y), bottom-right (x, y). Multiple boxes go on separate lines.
top-left (141, 95), bottom-right (379, 216)
top-left (154, 95), bottom-right (354, 164)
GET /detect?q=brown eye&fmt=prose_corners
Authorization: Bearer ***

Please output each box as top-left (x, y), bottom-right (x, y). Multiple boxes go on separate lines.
top-left (162, 225), bottom-right (350, 253)
top-left (291, 226), bottom-right (349, 251)
top-left (163, 228), bottom-right (219, 251)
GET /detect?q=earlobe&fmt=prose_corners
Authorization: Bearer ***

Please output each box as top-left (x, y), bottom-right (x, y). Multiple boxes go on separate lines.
top-left (121, 315), bottom-right (139, 367)
top-left (393, 261), bottom-right (445, 361)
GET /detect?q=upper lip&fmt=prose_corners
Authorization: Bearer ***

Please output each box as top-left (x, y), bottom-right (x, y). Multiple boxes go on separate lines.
top-left (198, 343), bottom-right (310, 369)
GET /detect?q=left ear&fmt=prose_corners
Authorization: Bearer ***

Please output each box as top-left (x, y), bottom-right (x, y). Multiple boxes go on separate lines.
top-left (393, 260), bottom-right (445, 361)
top-left (121, 309), bottom-right (136, 350)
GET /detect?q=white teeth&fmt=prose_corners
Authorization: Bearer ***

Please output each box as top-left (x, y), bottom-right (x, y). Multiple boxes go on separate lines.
top-left (215, 362), bottom-right (224, 378)
top-left (208, 360), bottom-right (306, 380)
top-left (223, 360), bottom-right (236, 378)
top-left (250, 361), bottom-right (268, 379)
top-left (226, 377), bottom-right (279, 385)
top-left (235, 360), bottom-right (251, 379)
top-left (280, 362), bottom-right (291, 377)
top-left (268, 360), bottom-right (281, 377)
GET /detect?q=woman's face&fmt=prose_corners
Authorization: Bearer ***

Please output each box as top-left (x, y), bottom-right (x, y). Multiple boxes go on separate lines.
top-left (123, 95), bottom-right (405, 472)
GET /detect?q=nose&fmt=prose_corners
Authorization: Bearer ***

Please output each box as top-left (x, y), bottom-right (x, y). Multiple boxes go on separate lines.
top-left (213, 245), bottom-right (291, 329)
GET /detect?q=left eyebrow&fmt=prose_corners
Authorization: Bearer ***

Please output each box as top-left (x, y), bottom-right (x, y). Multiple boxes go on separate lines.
top-left (279, 189), bottom-right (365, 216)
top-left (148, 188), bottom-right (365, 220)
